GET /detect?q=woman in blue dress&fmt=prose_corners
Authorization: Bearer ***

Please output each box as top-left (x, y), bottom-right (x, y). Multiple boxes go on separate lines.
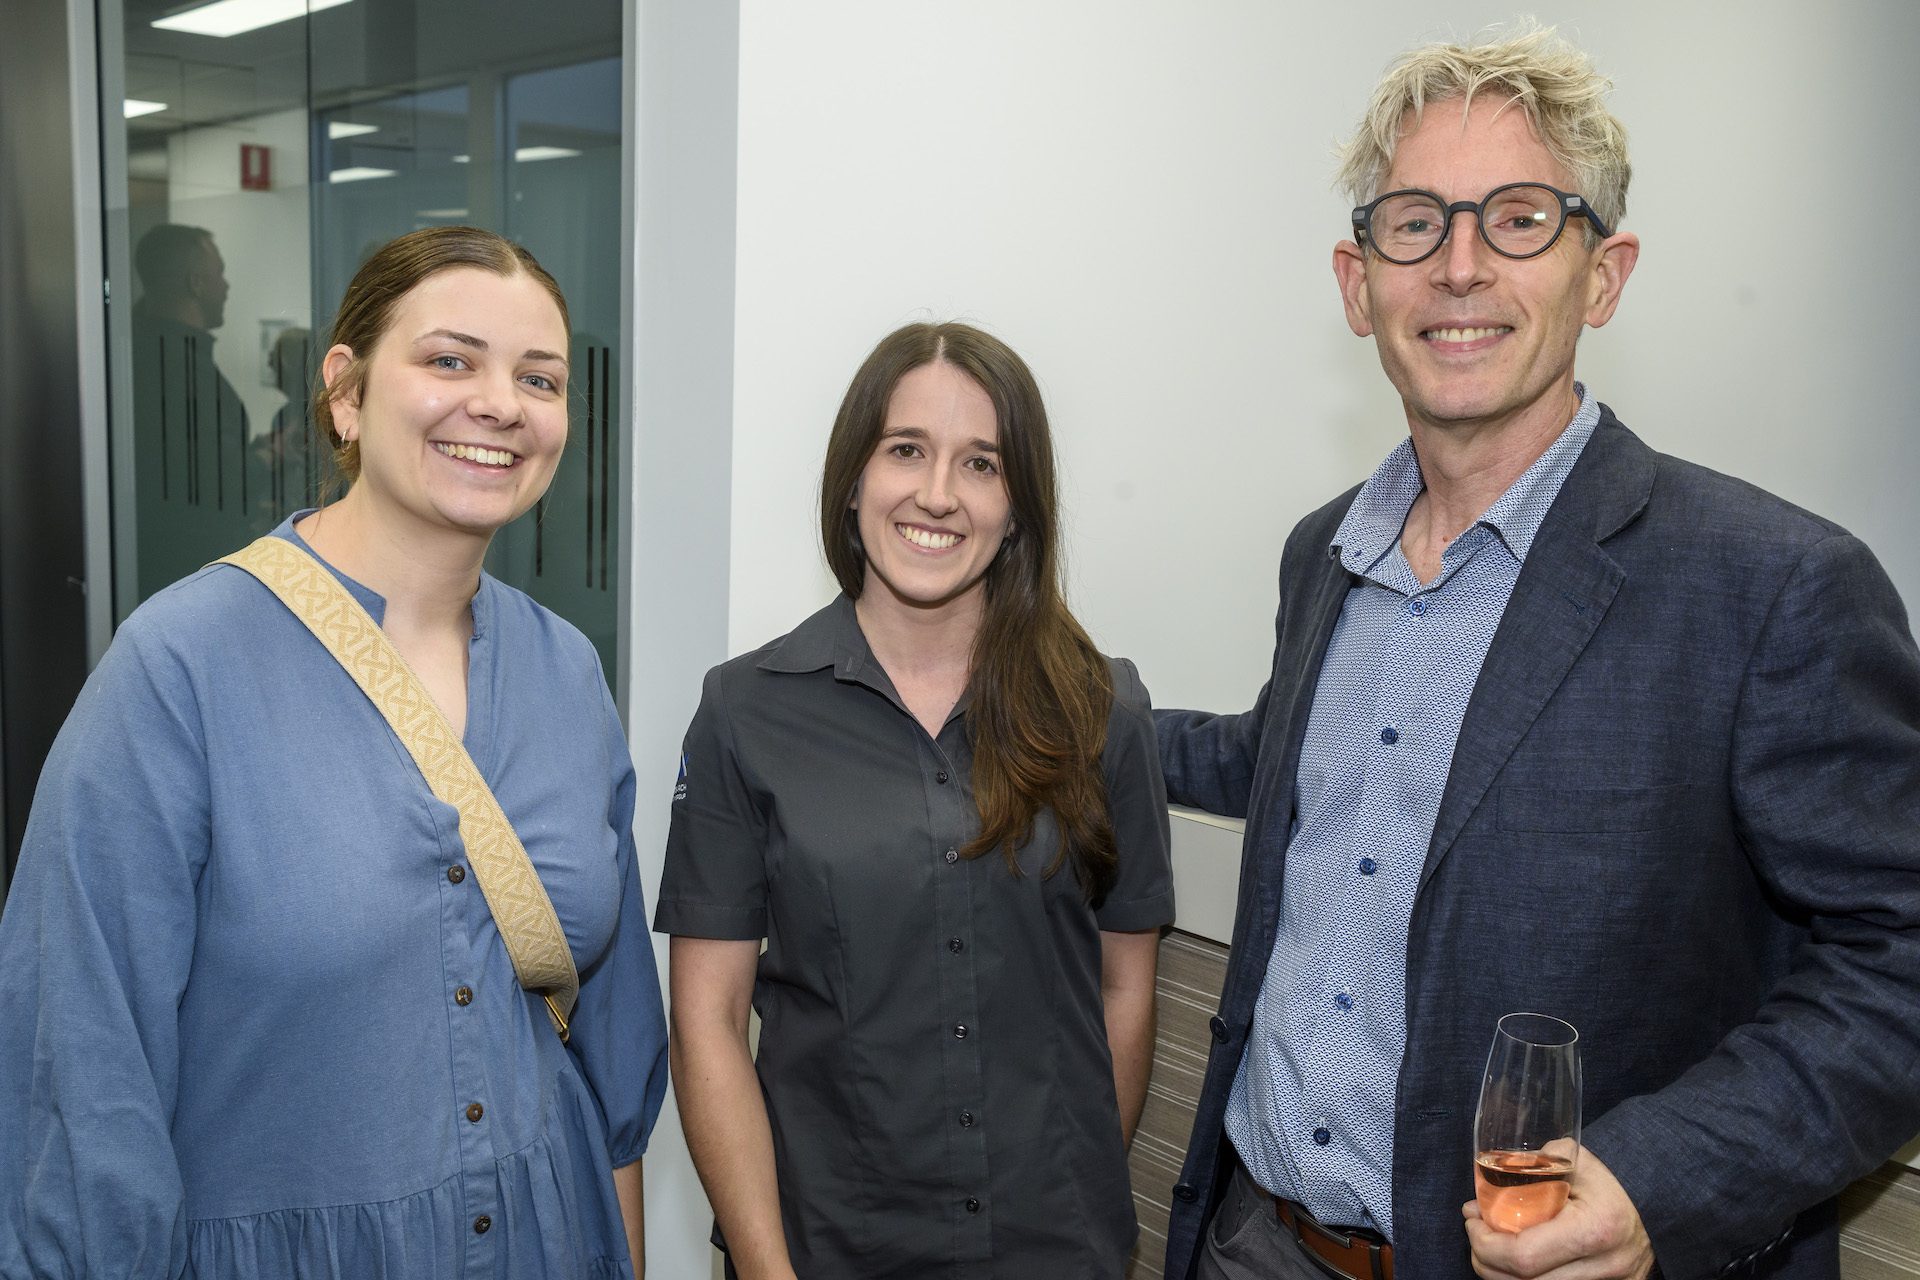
top-left (0, 227), bottom-right (668, 1278)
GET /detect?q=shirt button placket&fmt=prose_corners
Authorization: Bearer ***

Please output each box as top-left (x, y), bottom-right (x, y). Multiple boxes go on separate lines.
top-left (928, 736), bottom-right (988, 1258)
top-left (443, 860), bottom-right (495, 1271)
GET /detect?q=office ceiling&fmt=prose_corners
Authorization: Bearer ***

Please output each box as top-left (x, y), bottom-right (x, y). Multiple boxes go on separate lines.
top-left (120, 0), bottom-right (621, 138)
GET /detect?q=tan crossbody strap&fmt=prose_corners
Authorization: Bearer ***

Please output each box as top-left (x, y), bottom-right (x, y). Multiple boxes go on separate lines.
top-left (219, 536), bottom-right (578, 1040)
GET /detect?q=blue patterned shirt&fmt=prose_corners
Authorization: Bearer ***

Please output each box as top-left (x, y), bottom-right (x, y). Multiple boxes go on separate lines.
top-left (1224, 388), bottom-right (1600, 1237)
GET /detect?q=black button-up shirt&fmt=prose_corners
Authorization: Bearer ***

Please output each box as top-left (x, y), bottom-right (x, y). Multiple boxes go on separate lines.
top-left (657, 596), bottom-right (1175, 1279)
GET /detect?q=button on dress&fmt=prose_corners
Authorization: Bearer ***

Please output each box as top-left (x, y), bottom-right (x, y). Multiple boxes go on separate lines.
top-left (0, 520), bottom-right (669, 1278)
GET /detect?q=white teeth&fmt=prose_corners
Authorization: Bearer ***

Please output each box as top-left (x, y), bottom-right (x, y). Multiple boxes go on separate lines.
top-left (434, 443), bottom-right (515, 467)
top-left (898, 524), bottom-right (961, 550)
top-left (1424, 326), bottom-right (1512, 343)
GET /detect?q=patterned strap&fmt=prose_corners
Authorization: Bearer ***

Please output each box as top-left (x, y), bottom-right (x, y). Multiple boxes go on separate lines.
top-left (219, 536), bottom-right (578, 1040)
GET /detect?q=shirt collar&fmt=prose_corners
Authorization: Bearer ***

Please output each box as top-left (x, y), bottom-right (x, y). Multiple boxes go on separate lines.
top-left (1330, 383), bottom-right (1600, 572)
top-left (272, 510), bottom-right (494, 640)
top-left (757, 594), bottom-right (972, 723)
top-left (757, 593), bottom-right (872, 679)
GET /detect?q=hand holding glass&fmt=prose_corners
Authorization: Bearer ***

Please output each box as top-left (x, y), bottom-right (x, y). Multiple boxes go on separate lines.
top-left (1473, 1012), bottom-right (1581, 1233)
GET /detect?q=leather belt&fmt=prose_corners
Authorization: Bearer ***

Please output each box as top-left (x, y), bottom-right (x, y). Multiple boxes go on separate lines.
top-left (1271, 1195), bottom-right (1394, 1280)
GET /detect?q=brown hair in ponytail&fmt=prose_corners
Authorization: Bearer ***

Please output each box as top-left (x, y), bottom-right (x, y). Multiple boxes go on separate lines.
top-left (820, 323), bottom-right (1117, 902)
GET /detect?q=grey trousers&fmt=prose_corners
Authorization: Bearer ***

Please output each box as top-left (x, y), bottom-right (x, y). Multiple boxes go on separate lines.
top-left (1195, 1159), bottom-right (1348, 1280)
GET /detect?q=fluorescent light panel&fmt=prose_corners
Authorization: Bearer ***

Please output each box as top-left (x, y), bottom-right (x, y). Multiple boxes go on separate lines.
top-left (124, 99), bottom-right (169, 118)
top-left (417, 208), bottom-right (470, 219)
top-left (328, 166), bottom-right (394, 184)
top-left (328, 121), bottom-right (377, 139)
top-left (153, 0), bottom-right (352, 38)
top-left (449, 149), bottom-right (587, 166)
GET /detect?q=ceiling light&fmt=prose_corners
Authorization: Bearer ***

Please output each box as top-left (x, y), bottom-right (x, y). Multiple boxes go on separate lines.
top-left (451, 154), bottom-right (470, 164)
top-left (152, 0), bottom-right (352, 39)
top-left (416, 208), bottom-right (469, 219)
top-left (328, 166), bottom-right (394, 184)
top-left (328, 121), bottom-right (377, 139)
top-left (124, 99), bottom-right (169, 118)
top-left (514, 146), bottom-right (581, 163)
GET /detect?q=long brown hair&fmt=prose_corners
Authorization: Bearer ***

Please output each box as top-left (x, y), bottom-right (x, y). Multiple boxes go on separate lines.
top-left (821, 323), bottom-right (1118, 902)
top-left (315, 226), bottom-right (568, 487)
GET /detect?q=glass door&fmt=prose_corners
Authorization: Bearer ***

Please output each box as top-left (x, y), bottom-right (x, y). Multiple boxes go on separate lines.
top-left (102, 0), bottom-right (625, 674)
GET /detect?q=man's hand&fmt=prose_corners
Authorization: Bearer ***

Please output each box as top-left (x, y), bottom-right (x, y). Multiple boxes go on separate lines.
top-left (1463, 1145), bottom-right (1654, 1280)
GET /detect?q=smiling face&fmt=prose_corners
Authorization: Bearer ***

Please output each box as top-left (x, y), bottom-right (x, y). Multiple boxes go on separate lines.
top-left (324, 267), bottom-right (569, 542)
top-left (1333, 95), bottom-right (1637, 443)
top-left (852, 360), bottom-right (1012, 621)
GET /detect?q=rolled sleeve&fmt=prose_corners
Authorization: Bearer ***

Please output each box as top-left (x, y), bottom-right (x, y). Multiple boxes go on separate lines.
top-left (1095, 658), bottom-right (1176, 933)
top-left (653, 665), bottom-right (771, 940)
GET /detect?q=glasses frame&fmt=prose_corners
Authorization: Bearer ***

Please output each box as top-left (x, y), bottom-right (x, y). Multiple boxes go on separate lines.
top-left (1351, 182), bottom-right (1614, 265)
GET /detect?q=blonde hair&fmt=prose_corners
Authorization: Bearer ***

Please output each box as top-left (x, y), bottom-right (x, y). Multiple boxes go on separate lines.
top-left (1336, 22), bottom-right (1630, 240)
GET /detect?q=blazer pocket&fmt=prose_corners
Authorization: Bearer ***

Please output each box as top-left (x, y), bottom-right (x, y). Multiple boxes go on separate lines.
top-left (1496, 782), bottom-right (1712, 835)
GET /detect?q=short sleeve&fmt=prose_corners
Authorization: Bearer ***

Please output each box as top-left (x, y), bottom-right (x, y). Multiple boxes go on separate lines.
top-left (565, 673), bottom-right (671, 1169)
top-left (0, 618), bottom-right (202, 1278)
top-left (1094, 657), bottom-right (1176, 933)
top-left (652, 664), bottom-right (771, 940)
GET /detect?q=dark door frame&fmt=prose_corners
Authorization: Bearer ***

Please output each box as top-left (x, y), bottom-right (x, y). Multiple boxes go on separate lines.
top-left (0, 0), bottom-right (112, 897)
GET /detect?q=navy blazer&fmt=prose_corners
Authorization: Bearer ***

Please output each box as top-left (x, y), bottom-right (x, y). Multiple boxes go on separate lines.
top-left (1156, 409), bottom-right (1920, 1280)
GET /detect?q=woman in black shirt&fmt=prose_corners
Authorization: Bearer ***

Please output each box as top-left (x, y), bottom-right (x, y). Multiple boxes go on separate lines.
top-left (657, 322), bottom-right (1174, 1279)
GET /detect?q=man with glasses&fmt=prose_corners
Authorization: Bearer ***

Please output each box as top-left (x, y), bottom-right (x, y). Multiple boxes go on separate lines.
top-left (1155, 25), bottom-right (1920, 1280)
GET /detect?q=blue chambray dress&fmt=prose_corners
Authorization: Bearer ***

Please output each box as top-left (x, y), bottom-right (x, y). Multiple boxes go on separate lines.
top-left (0, 518), bottom-right (669, 1279)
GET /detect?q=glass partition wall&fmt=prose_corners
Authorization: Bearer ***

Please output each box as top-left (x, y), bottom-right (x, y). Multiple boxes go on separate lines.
top-left (101, 0), bottom-right (625, 673)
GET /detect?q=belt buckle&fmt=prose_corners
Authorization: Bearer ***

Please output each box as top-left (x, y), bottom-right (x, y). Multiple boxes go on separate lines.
top-left (1296, 1209), bottom-right (1362, 1250)
top-left (1281, 1199), bottom-right (1392, 1280)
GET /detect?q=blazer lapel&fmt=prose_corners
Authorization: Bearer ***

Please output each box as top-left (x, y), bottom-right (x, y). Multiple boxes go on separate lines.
top-left (1251, 542), bottom-right (1357, 916)
top-left (1419, 414), bottom-right (1656, 889)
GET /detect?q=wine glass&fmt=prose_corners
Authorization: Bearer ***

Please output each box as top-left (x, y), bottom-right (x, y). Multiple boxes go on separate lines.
top-left (1472, 1012), bottom-right (1581, 1233)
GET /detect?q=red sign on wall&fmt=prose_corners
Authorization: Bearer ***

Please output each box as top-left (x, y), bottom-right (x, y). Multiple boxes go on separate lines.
top-left (240, 144), bottom-right (271, 191)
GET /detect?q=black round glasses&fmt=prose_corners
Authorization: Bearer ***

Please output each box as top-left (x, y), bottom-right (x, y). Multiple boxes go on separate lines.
top-left (1351, 182), bottom-right (1613, 264)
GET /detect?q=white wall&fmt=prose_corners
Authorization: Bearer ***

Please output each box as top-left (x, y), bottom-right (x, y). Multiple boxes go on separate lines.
top-left (627, 2), bottom-right (739, 1275)
top-left (725, 0), bottom-right (1920, 715)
